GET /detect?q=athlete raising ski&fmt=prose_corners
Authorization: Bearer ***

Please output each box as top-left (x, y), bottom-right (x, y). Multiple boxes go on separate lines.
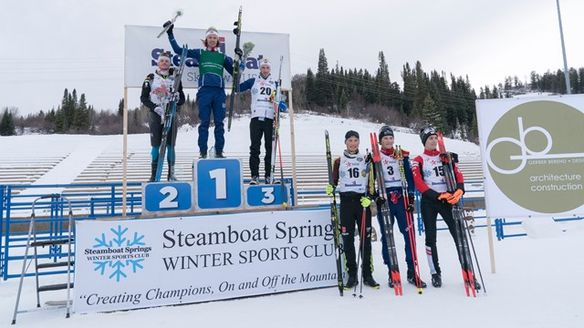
top-left (162, 21), bottom-right (242, 158)
top-left (237, 58), bottom-right (287, 185)
top-left (140, 50), bottom-right (185, 182)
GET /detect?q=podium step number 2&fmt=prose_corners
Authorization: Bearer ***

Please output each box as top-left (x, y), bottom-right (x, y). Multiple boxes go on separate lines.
top-left (142, 182), bottom-right (194, 214)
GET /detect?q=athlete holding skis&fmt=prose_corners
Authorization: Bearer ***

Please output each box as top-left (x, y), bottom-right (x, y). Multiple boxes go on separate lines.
top-left (237, 58), bottom-right (287, 185)
top-left (375, 126), bottom-right (427, 289)
top-left (325, 131), bottom-right (379, 290)
top-left (162, 22), bottom-right (242, 159)
top-left (140, 50), bottom-right (185, 182)
top-left (411, 126), bottom-right (480, 290)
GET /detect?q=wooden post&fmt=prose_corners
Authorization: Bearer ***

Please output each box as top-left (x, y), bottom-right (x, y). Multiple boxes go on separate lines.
top-left (287, 90), bottom-right (298, 207)
top-left (122, 87), bottom-right (128, 218)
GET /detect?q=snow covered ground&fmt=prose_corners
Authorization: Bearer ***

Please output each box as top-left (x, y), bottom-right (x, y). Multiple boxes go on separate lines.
top-left (1, 113), bottom-right (582, 327)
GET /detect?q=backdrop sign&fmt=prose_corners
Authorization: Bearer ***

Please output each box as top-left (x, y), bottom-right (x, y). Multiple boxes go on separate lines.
top-left (476, 95), bottom-right (584, 218)
top-left (74, 210), bottom-right (336, 313)
top-left (124, 25), bottom-right (291, 89)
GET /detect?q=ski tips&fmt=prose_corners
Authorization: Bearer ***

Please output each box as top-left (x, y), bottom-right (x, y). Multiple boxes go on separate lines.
top-left (175, 9), bottom-right (183, 17)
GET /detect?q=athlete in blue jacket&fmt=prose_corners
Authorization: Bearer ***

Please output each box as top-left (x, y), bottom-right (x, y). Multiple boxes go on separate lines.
top-left (163, 22), bottom-right (237, 158)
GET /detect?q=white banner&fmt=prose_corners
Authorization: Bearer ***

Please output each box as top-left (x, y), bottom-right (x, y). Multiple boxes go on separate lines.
top-left (476, 95), bottom-right (584, 218)
top-left (124, 25), bottom-right (291, 89)
top-left (74, 210), bottom-right (336, 313)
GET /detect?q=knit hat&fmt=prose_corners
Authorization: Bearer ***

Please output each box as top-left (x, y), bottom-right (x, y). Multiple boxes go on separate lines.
top-left (259, 58), bottom-right (271, 69)
top-left (205, 27), bottom-right (219, 38)
top-left (378, 125), bottom-right (394, 142)
top-left (157, 50), bottom-right (172, 63)
top-left (419, 125), bottom-right (437, 146)
top-left (345, 130), bottom-right (359, 141)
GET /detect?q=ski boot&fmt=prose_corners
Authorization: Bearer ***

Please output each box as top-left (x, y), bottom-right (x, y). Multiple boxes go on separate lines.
top-left (167, 164), bottom-right (177, 181)
top-left (200, 151), bottom-right (207, 159)
top-left (148, 162), bottom-right (157, 182)
top-left (250, 176), bottom-right (260, 185)
top-left (363, 275), bottom-right (380, 289)
top-left (472, 279), bottom-right (481, 290)
top-left (344, 275), bottom-right (358, 289)
top-left (431, 273), bottom-right (442, 288)
top-left (215, 151), bottom-right (225, 158)
top-left (407, 271), bottom-right (427, 288)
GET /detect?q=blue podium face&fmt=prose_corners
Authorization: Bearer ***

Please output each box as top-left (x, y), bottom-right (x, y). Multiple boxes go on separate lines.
top-left (144, 182), bottom-right (193, 213)
top-left (246, 185), bottom-right (288, 207)
top-left (196, 159), bottom-right (243, 210)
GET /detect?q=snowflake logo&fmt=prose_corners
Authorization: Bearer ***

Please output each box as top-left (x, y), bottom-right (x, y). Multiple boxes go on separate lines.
top-left (92, 225), bottom-right (146, 282)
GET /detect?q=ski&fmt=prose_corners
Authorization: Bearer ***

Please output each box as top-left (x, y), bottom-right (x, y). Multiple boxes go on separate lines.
top-left (437, 131), bottom-right (480, 297)
top-left (227, 6), bottom-right (243, 132)
top-left (325, 130), bottom-right (344, 296)
top-left (370, 132), bottom-right (403, 296)
top-left (154, 45), bottom-right (188, 182)
top-left (395, 145), bottom-right (423, 294)
top-left (270, 56), bottom-right (284, 187)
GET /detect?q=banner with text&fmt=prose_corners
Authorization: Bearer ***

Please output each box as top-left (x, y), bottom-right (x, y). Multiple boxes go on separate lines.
top-left (476, 95), bottom-right (584, 218)
top-left (74, 210), bottom-right (336, 313)
top-left (124, 25), bottom-right (291, 89)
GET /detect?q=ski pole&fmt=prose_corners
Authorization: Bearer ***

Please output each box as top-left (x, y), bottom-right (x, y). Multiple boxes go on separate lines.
top-left (157, 10), bottom-right (183, 38)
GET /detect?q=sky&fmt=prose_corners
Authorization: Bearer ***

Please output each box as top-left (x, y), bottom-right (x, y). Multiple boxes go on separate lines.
top-left (1, 0), bottom-right (583, 115)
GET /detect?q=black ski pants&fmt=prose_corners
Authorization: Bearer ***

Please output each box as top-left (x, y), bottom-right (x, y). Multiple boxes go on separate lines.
top-left (421, 195), bottom-right (461, 275)
top-left (340, 192), bottom-right (373, 278)
top-left (249, 117), bottom-right (273, 178)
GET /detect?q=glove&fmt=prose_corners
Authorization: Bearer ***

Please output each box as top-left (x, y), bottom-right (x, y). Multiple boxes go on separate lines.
top-left (375, 196), bottom-right (386, 206)
top-left (154, 106), bottom-right (165, 119)
top-left (407, 193), bottom-right (415, 212)
top-left (235, 47), bottom-right (244, 57)
top-left (447, 189), bottom-right (463, 205)
top-left (365, 152), bottom-right (373, 163)
top-left (163, 20), bottom-right (174, 34)
top-left (325, 184), bottom-right (335, 197)
top-left (360, 196), bottom-right (372, 208)
top-left (438, 192), bottom-right (452, 202)
top-left (278, 101), bottom-right (288, 112)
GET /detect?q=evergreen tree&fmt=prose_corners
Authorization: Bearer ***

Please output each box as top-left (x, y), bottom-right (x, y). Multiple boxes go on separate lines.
top-left (413, 61), bottom-right (428, 118)
top-left (422, 95), bottom-right (443, 131)
top-left (314, 49), bottom-right (332, 107)
top-left (0, 108), bottom-right (16, 136)
top-left (73, 93), bottom-right (90, 132)
top-left (118, 98), bottom-right (124, 117)
top-left (401, 63), bottom-right (416, 115)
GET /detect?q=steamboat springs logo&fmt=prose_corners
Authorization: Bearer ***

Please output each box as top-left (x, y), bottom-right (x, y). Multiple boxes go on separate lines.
top-left (85, 225), bottom-right (152, 282)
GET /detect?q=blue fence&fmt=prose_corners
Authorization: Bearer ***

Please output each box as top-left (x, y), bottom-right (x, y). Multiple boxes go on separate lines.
top-left (0, 180), bottom-right (296, 280)
top-left (0, 182), bottom-right (143, 280)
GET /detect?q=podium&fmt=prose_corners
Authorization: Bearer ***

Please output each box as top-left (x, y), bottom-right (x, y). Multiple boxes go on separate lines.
top-left (142, 158), bottom-right (289, 214)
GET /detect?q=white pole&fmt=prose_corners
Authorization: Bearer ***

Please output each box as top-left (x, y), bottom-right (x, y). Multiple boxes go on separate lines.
top-left (556, 0), bottom-right (571, 94)
top-left (486, 216), bottom-right (496, 273)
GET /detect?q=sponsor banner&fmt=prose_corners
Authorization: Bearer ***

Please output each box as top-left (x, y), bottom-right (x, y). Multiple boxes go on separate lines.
top-left (476, 95), bottom-right (584, 218)
top-left (74, 209), bottom-right (336, 313)
top-left (124, 25), bottom-right (291, 89)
